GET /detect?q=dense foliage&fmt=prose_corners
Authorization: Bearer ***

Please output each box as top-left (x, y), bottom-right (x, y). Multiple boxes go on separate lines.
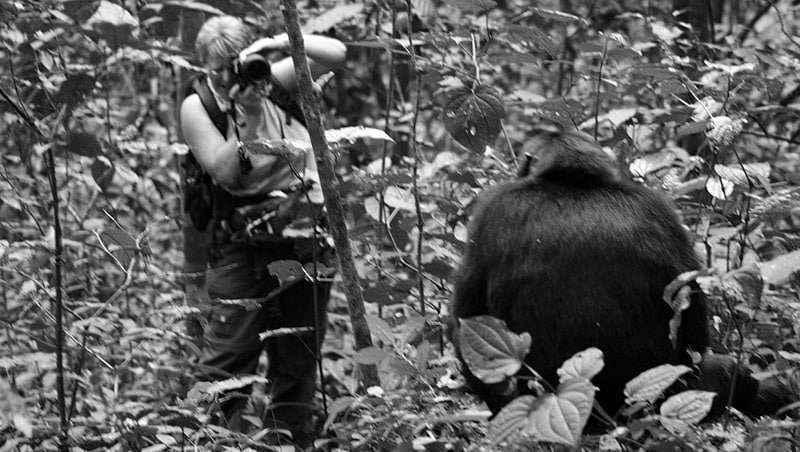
top-left (2, 0), bottom-right (800, 450)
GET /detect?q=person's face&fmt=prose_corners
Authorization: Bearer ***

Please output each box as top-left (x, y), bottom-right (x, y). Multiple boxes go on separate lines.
top-left (206, 53), bottom-right (232, 96)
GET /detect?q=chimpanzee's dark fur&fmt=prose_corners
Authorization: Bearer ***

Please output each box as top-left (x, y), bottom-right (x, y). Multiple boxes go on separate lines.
top-left (450, 129), bottom-right (711, 416)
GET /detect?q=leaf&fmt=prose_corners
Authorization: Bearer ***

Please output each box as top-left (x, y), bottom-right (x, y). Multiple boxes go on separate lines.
top-left (506, 25), bottom-right (557, 58)
top-left (382, 185), bottom-right (433, 213)
top-left (366, 314), bottom-right (395, 345)
top-left (706, 116), bottom-right (745, 150)
top-left (84, 0), bottom-right (138, 50)
top-left (325, 126), bottom-right (394, 145)
top-left (445, 0), bottom-right (497, 14)
top-left (187, 375), bottom-right (268, 403)
top-left (303, 3), bottom-right (365, 33)
top-left (624, 364), bottom-right (691, 405)
top-left (714, 163), bottom-right (771, 188)
top-left (552, 378), bottom-right (596, 438)
top-left (720, 267), bottom-right (763, 307)
top-left (323, 396), bottom-right (357, 431)
top-left (91, 156), bottom-right (115, 192)
top-left (99, 227), bottom-right (138, 269)
top-left (456, 316), bottom-right (531, 384)
top-left (12, 414), bottom-right (33, 438)
top-left (155, 434), bottom-right (177, 446)
top-left (267, 259), bottom-right (304, 286)
top-left (353, 346), bottom-right (390, 365)
top-left (557, 347), bottom-right (604, 383)
top-left (706, 176), bottom-right (735, 200)
top-left (758, 249), bottom-right (800, 285)
top-left (528, 7), bottom-right (585, 24)
top-left (651, 22), bottom-right (682, 43)
top-left (524, 392), bottom-right (587, 446)
top-left (54, 73), bottom-right (96, 109)
top-left (676, 120), bottom-right (710, 139)
top-left (441, 86), bottom-right (505, 153)
top-left (163, 0), bottom-right (225, 15)
top-left (64, 131), bottom-right (103, 157)
top-left (0, 352), bottom-right (55, 370)
top-left (659, 390), bottom-right (715, 424)
top-left (243, 138), bottom-right (308, 157)
top-left (489, 395), bottom-right (536, 445)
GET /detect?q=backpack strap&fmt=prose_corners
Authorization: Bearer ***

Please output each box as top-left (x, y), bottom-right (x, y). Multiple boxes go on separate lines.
top-left (193, 77), bottom-right (229, 137)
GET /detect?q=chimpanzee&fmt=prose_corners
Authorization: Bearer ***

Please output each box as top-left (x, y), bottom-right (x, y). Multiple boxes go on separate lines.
top-left (449, 128), bottom-right (785, 421)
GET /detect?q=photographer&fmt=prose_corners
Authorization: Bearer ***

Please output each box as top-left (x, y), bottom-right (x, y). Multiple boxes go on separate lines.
top-left (179, 15), bottom-right (345, 445)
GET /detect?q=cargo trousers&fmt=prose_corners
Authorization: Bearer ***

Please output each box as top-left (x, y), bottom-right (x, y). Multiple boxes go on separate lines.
top-left (200, 231), bottom-right (332, 445)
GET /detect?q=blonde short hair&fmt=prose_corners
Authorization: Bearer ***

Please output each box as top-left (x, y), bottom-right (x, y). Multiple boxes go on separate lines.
top-left (195, 16), bottom-right (252, 64)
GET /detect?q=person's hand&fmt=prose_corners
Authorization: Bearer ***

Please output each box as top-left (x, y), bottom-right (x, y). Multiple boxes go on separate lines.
top-left (239, 34), bottom-right (289, 59)
top-left (229, 83), bottom-right (264, 115)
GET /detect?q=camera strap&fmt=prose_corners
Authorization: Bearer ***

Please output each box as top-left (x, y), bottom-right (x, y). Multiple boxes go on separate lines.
top-left (193, 77), bottom-right (229, 137)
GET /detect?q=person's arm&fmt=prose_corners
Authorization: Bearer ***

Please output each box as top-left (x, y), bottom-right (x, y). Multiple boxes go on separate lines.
top-left (180, 91), bottom-right (287, 190)
top-left (240, 33), bottom-right (346, 94)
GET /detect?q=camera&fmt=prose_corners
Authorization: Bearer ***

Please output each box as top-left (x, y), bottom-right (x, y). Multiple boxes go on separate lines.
top-left (230, 51), bottom-right (271, 89)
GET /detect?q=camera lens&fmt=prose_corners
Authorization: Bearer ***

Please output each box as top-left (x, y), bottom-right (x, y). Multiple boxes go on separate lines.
top-left (242, 54), bottom-right (270, 84)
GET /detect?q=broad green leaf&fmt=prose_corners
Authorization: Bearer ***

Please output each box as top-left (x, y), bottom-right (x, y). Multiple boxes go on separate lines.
top-left (659, 390), bottom-right (715, 424)
top-left (243, 138), bottom-right (308, 156)
top-left (441, 86), bottom-right (505, 153)
top-left (552, 378), bottom-right (596, 438)
top-left (84, 1), bottom-right (139, 50)
top-left (445, 0), bottom-right (497, 14)
top-left (706, 176), bottom-right (735, 200)
top-left (353, 346), bottom-right (390, 365)
top-left (64, 131), bottom-right (103, 157)
top-left (366, 314), bottom-right (395, 345)
top-left (714, 163), bottom-right (771, 188)
top-left (325, 126), bottom-right (394, 145)
top-left (91, 156), bottom-right (115, 192)
top-left (624, 364), bottom-right (691, 405)
top-left (557, 348), bottom-right (604, 383)
top-left (187, 375), bottom-right (268, 403)
top-left (529, 7), bottom-right (585, 24)
top-left (524, 389), bottom-right (592, 446)
top-left (489, 395), bottom-right (536, 445)
top-left (506, 25), bottom-right (556, 58)
top-left (163, 0), bottom-right (224, 15)
top-left (303, 4), bottom-right (365, 33)
top-left (267, 259), bottom-right (304, 286)
top-left (323, 396), bottom-right (357, 431)
top-left (457, 316), bottom-right (531, 384)
top-left (99, 227), bottom-right (138, 269)
top-left (758, 249), bottom-right (800, 285)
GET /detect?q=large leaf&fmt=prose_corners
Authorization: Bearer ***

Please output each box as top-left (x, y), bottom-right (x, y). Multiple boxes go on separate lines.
top-left (99, 227), bottom-right (140, 269)
top-left (506, 25), bottom-right (557, 57)
top-left (524, 386), bottom-right (593, 446)
top-left (441, 86), bottom-right (505, 153)
top-left (758, 249), bottom-right (800, 285)
top-left (63, 131), bottom-right (103, 157)
top-left (186, 375), bottom-right (268, 403)
top-left (84, 0), bottom-right (139, 50)
top-left (489, 395), bottom-right (536, 445)
top-left (659, 390), bottom-right (715, 424)
top-left (556, 347), bottom-right (604, 383)
top-left (91, 156), bottom-right (115, 192)
top-left (353, 346), bottom-right (390, 365)
top-left (325, 126), bottom-right (394, 145)
top-left (714, 163), bottom-right (771, 188)
top-left (456, 316), bottom-right (531, 384)
top-left (303, 3), bottom-right (365, 33)
top-left (624, 364), bottom-right (691, 405)
top-left (445, 0), bottom-right (497, 14)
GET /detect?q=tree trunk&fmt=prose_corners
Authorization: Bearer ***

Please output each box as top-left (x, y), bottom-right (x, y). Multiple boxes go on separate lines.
top-left (280, 0), bottom-right (380, 388)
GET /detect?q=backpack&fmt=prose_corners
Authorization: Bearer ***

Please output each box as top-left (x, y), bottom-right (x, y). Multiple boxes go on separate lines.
top-left (181, 76), bottom-right (307, 231)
